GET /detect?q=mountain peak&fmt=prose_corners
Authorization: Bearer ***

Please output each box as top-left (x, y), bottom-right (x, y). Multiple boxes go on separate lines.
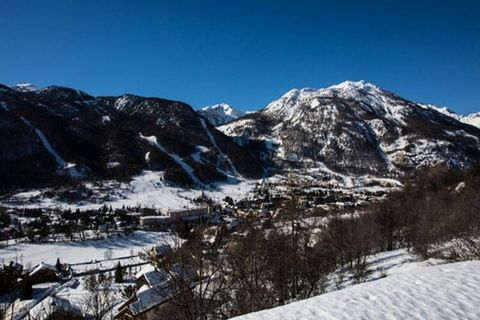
top-left (265, 81), bottom-right (383, 118)
top-left (11, 82), bottom-right (39, 92)
top-left (198, 103), bottom-right (245, 126)
top-left (327, 80), bottom-right (378, 91)
top-left (203, 103), bottom-right (236, 116)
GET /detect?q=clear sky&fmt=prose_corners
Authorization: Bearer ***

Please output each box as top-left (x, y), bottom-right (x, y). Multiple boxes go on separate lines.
top-left (1, 0), bottom-right (479, 114)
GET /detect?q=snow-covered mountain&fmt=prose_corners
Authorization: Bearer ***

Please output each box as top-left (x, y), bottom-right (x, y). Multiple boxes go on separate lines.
top-left (0, 84), bottom-right (263, 193)
top-left (463, 112), bottom-right (480, 128)
top-left (10, 82), bottom-right (39, 92)
top-left (198, 103), bottom-right (245, 126)
top-left (219, 80), bottom-right (480, 175)
top-left (1, 80), bottom-right (479, 197)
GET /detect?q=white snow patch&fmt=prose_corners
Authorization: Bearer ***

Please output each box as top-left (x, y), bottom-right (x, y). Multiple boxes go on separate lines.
top-left (191, 146), bottom-right (209, 163)
top-left (455, 181), bottom-right (465, 193)
top-left (11, 82), bottom-right (39, 92)
top-left (106, 161), bottom-right (120, 168)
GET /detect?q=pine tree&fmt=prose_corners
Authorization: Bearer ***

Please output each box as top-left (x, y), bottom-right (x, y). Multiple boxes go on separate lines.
top-left (114, 262), bottom-right (124, 283)
top-left (20, 275), bottom-right (32, 300)
top-left (55, 258), bottom-right (62, 273)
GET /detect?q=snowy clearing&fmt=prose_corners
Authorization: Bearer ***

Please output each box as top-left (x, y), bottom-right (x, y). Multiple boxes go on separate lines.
top-left (0, 231), bottom-right (176, 268)
top-left (2, 170), bottom-right (261, 211)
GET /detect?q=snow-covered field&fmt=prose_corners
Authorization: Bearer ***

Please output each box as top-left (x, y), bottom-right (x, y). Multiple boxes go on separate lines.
top-left (0, 231), bottom-right (177, 268)
top-left (2, 170), bottom-right (262, 210)
top-left (233, 260), bottom-right (480, 320)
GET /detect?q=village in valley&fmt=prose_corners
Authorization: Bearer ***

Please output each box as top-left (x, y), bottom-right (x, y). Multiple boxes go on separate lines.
top-left (0, 173), bottom-right (400, 320)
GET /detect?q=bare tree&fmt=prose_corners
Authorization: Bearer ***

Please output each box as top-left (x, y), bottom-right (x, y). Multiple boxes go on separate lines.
top-left (151, 233), bottom-right (229, 320)
top-left (83, 273), bottom-right (115, 320)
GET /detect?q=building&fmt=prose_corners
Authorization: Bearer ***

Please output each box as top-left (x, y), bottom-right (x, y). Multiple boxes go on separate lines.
top-left (29, 262), bottom-right (58, 284)
top-left (139, 206), bottom-right (212, 230)
top-left (115, 263), bottom-right (194, 319)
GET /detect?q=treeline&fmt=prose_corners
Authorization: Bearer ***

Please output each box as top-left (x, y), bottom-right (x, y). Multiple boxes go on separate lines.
top-left (371, 164), bottom-right (480, 260)
top-left (150, 163), bottom-right (480, 319)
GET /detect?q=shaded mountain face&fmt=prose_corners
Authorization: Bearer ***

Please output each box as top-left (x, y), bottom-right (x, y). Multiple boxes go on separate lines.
top-left (219, 81), bottom-right (480, 175)
top-left (0, 84), bottom-right (264, 192)
top-left (197, 103), bottom-right (245, 126)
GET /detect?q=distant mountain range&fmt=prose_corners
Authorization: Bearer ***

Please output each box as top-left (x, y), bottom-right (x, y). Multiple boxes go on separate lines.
top-left (0, 80), bottom-right (479, 194)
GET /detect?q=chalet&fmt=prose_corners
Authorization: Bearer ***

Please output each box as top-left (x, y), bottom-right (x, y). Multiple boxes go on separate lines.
top-left (114, 263), bottom-right (193, 319)
top-left (29, 262), bottom-right (58, 284)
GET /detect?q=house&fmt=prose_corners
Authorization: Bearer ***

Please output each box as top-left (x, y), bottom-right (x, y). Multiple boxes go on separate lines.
top-left (29, 262), bottom-right (58, 284)
top-left (28, 296), bottom-right (82, 320)
top-left (115, 263), bottom-right (196, 319)
top-left (114, 265), bottom-right (176, 319)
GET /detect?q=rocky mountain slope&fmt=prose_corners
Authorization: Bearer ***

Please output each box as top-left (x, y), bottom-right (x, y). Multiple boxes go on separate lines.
top-left (197, 103), bottom-right (245, 126)
top-left (219, 81), bottom-right (480, 176)
top-left (0, 84), bottom-right (263, 193)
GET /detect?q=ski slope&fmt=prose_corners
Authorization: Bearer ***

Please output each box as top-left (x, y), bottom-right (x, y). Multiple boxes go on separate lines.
top-left (199, 118), bottom-right (241, 178)
top-left (140, 134), bottom-right (205, 187)
top-left (18, 116), bottom-right (82, 178)
top-left (232, 261), bottom-right (480, 320)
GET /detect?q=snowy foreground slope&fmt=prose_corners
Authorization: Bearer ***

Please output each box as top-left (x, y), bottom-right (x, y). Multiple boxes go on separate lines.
top-left (232, 261), bottom-right (480, 320)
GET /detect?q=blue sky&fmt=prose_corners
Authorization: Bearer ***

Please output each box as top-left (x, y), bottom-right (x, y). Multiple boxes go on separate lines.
top-left (1, 0), bottom-right (479, 114)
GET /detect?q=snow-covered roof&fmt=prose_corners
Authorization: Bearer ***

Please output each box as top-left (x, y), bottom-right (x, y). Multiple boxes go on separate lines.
top-left (28, 296), bottom-right (80, 320)
top-left (29, 262), bottom-right (57, 276)
top-left (130, 284), bottom-right (174, 315)
top-left (135, 264), bottom-right (156, 279)
top-left (136, 264), bottom-right (170, 287)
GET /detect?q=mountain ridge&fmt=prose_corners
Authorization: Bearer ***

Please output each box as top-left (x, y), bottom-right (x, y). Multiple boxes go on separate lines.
top-left (219, 80), bottom-right (480, 175)
top-left (1, 80), bottom-right (479, 196)
top-left (0, 84), bottom-right (264, 193)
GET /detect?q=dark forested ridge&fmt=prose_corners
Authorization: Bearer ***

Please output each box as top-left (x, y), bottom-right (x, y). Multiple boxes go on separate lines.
top-left (0, 85), bottom-right (263, 193)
